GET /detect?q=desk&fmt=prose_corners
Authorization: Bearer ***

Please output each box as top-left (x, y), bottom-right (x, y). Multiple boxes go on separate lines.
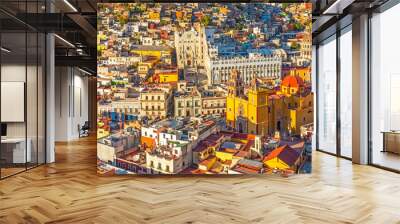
top-left (1, 138), bottom-right (31, 164)
top-left (382, 131), bottom-right (400, 154)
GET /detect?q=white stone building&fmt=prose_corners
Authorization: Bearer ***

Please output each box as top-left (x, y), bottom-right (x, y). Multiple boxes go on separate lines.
top-left (174, 87), bottom-right (202, 117)
top-left (140, 88), bottom-right (172, 119)
top-left (205, 53), bottom-right (282, 85)
top-left (146, 142), bottom-right (190, 174)
top-left (174, 27), bottom-right (207, 69)
top-left (201, 90), bottom-right (226, 116)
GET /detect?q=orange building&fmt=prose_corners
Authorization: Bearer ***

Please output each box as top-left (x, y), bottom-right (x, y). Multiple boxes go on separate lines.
top-left (281, 74), bottom-right (305, 96)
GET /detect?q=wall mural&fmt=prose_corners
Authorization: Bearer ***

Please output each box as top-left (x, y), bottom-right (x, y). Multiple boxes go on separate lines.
top-left (97, 3), bottom-right (313, 175)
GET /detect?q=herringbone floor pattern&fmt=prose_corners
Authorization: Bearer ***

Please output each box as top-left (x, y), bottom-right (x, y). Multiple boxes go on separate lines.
top-left (1, 136), bottom-right (400, 224)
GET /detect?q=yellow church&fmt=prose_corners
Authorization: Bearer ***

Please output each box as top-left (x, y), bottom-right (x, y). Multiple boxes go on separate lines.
top-left (226, 70), bottom-right (314, 137)
top-left (226, 70), bottom-right (273, 136)
top-left (279, 74), bottom-right (314, 136)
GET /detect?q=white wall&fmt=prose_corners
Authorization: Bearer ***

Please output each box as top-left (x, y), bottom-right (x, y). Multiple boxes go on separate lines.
top-left (1, 64), bottom-right (26, 138)
top-left (1, 63), bottom-right (46, 164)
top-left (54, 67), bottom-right (89, 141)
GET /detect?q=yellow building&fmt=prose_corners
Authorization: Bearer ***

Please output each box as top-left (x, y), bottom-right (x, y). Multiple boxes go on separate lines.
top-left (280, 74), bottom-right (313, 135)
top-left (157, 72), bottom-right (178, 83)
top-left (215, 151), bottom-right (234, 163)
top-left (290, 67), bottom-right (311, 82)
top-left (148, 12), bottom-right (160, 21)
top-left (226, 70), bottom-right (313, 137)
top-left (226, 70), bottom-right (272, 136)
top-left (286, 93), bottom-right (313, 135)
top-left (146, 66), bottom-right (179, 83)
top-left (219, 7), bottom-right (229, 15)
top-left (131, 45), bottom-right (172, 59)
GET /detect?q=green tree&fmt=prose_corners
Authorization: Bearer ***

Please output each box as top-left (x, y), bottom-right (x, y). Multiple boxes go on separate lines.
top-left (160, 20), bottom-right (168, 26)
top-left (201, 15), bottom-right (211, 26)
top-left (291, 42), bottom-right (300, 50)
top-left (294, 22), bottom-right (304, 31)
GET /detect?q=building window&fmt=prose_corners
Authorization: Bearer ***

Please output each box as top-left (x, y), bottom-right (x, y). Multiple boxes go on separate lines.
top-left (317, 35), bottom-right (337, 154)
top-left (370, 6), bottom-right (400, 170)
top-left (340, 27), bottom-right (353, 158)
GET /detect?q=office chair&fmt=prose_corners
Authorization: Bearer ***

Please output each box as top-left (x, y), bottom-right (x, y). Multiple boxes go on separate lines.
top-left (79, 121), bottom-right (90, 138)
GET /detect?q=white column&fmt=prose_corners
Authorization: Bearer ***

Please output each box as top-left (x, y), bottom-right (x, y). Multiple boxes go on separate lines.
top-left (46, 32), bottom-right (55, 163)
top-left (352, 14), bottom-right (369, 164)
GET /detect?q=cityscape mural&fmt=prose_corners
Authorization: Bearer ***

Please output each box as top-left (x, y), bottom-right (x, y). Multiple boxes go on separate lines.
top-left (97, 3), bottom-right (313, 175)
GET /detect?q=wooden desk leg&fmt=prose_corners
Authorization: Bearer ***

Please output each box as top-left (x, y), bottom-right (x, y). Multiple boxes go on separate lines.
top-left (382, 133), bottom-right (386, 153)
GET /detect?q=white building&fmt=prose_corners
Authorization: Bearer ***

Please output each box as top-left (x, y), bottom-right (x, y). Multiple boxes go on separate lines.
top-left (97, 132), bottom-right (139, 164)
top-left (107, 56), bottom-right (141, 65)
top-left (146, 142), bottom-right (190, 174)
top-left (111, 98), bottom-right (141, 115)
top-left (174, 87), bottom-right (202, 117)
top-left (205, 53), bottom-right (282, 85)
top-left (141, 117), bottom-right (219, 173)
top-left (174, 27), bottom-right (207, 69)
top-left (142, 36), bottom-right (153, 46)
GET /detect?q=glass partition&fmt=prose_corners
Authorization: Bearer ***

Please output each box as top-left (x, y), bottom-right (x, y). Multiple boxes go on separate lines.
top-left (370, 3), bottom-right (400, 171)
top-left (0, 1), bottom-right (46, 179)
top-left (0, 21), bottom-right (28, 178)
top-left (27, 31), bottom-right (38, 169)
top-left (317, 35), bottom-right (337, 154)
top-left (339, 27), bottom-right (352, 158)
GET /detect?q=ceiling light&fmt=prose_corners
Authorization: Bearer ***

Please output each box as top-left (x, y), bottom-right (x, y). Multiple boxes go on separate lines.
top-left (78, 67), bottom-right (93, 76)
top-left (63, 0), bottom-right (78, 12)
top-left (54, 34), bottom-right (75, 48)
top-left (322, 0), bottom-right (355, 15)
top-left (1, 47), bottom-right (11, 53)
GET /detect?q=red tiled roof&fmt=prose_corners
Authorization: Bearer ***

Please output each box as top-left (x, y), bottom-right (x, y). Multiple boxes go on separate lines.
top-left (268, 94), bottom-right (283, 100)
top-left (234, 150), bottom-right (248, 158)
top-left (207, 133), bottom-right (224, 142)
top-left (222, 160), bottom-right (232, 165)
top-left (263, 145), bottom-right (301, 167)
top-left (263, 145), bottom-right (287, 162)
top-left (193, 143), bottom-right (208, 152)
top-left (233, 166), bottom-right (260, 174)
top-left (230, 132), bottom-right (256, 141)
top-left (199, 156), bottom-right (215, 166)
top-left (281, 75), bottom-right (304, 88)
top-left (190, 169), bottom-right (208, 174)
top-left (242, 140), bottom-right (254, 152)
top-left (224, 148), bottom-right (238, 154)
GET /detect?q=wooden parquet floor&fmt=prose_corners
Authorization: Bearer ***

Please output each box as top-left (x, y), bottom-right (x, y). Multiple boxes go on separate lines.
top-left (1, 136), bottom-right (400, 224)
